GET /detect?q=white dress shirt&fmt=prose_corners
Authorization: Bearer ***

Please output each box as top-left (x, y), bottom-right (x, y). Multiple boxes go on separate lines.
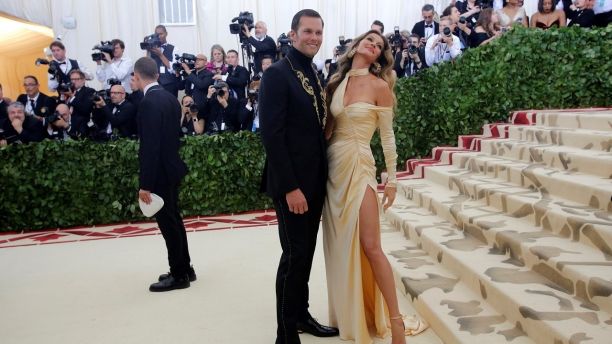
top-left (48, 58), bottom-right (93, 91)
top-left (96, 56), bottom-right (134, 93)
top-left (425, 34), bottom-right (462, 67)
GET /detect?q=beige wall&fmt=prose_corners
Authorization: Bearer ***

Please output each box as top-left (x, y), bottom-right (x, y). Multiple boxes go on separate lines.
top-left (0, 45), bottom-right (53, 101)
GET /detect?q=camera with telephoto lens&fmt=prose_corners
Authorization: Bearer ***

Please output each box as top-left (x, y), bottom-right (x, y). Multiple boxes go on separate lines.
top-left (408, 44), bottom-right (419, 55)
top-left (107, 78), bottom-right (121, 87)
top-left (443, 27), bottom-right (452, 38)
top-left (277, 33), bottom-right (292, 57)
top-left (56, 82), bottom-right (73, 94)
top-left (91, 41), bottom-right (114, 62)
top-left (35, 58), bottom-right (62, 80)
top-left (247, 88), bottom-right (258, 102)
top-left (212, 83), bottom-right (226, 98)
top-left (46, 110), bottom-right (62, 124)
top-left (172, 53), bottom-right (197, 78)
top-left (336, 36), bottom-right (350, 56)
top-left (92, 90), bottom-right (110, 103)
top-left (459, 16), bottom-right (467, 25)
top-left (390, 26), bottom-right (404, 51)
top-left (140, 33), bottom-right (162, 50)
top-left (229, 11), bottom-right (254, 42)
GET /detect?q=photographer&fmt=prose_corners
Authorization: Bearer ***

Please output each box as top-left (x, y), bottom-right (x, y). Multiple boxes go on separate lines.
top-left (178, 54), bottom-right (214, 106)
top-left (0, 102), bottom-right (46, 146)
top-left (470, 8), bottom-right (503, 47)
top-left (95, 39), bottom-right (133, 93)
top-left (0, 83), bottom-right (9, 126)
top-left (213, 50), bottom-right (250, 100)
top-left (47, 41), bottom-right (93, 92)
top-left (243, 21), bottom-right (277, 74)
top-left (456, 0), bottom-right (483, 25)
top-left (45, 103), bottom-right (84, 140)
top-left (239, 80), bottom-right (260, 132)
top-left (425, 18), bottom-right (462, 66)
top-left (146, 25), bottom-right (180, 97)
top-left (16, 76), bottom-right (57, 122)
top-left (395, 34), bottom-right (427, 78)
top-left (179, 95), bottom-right (204, 136)
top-left (443, 5), bottom-right (472, 50)
top-left (202, 81), bottom-right (239, 134)
top-left (62, 70), bottom-right (96, 133)
top-left (412, 4), bottom-right (440, 46)
top-left (92, 84), bottom-right (137, 138)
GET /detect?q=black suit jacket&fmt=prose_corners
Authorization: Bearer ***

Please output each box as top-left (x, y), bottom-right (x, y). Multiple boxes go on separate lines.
top-left (0, 99), bottom-right (8, 126)
top-left (247, 36), bottom-right (277, 74)
top-left (411, 20), bottom-right (439, 40)
top-left (138, 85), bottom-right (188, 192)
top-left (259, 47), bottom-right (327, 200)
top-left (67, 87), bottom-right (95, 121)
top-left (225, 65), bottom-right (250, 100)
top-left (1, 115), bottom-right (46, 144)
top-left (180, 68), bottom-right (214, 105)
top-left (93, 100), bottom-right (137, 138)
top-left (17, 93), bottom-right (57, 118)
top-left (202, 96), bottom-right (240, 133)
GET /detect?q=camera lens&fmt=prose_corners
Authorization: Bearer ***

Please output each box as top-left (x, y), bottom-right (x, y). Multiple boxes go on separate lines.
top-left (443, 27), bottom-right (452, 37)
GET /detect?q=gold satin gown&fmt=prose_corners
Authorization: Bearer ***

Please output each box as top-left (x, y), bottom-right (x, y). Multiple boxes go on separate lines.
top-left (322, 68), bottom-right (398, 344)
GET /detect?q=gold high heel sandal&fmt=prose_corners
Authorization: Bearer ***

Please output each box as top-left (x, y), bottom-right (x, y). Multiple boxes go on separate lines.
top-left (389, 314), bottom-right (429, 336)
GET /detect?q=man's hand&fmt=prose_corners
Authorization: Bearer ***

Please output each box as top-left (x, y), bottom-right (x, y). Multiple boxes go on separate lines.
top-left (207, 85), bottom-right (216, 98)
top-left (94, 98), bottom-right (106, 108)
top-left (286, 188), bottom-right (308, 214)
top-left (10, 118), bottom-right (24, 134)
top-left (149, 47), bottom-right (162, 57)
top-left (242, 24), bottom-right (251, 38)
top-left (103, 52), bottom-right (112, 63)
top-left (182, 62), bottom-right (192, 74)
top-left (139, 189), bottom-right (152, 204)
top-left (420, 37), bottom-right (427, 46)
top-left (401, 49), bottom-right (409, 61)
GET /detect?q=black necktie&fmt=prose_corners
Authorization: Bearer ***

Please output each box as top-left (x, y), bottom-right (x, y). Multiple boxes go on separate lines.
top-left (58, 61), bottom-right (66, 65)
top-left (29, 99), bottom-right (36, 110)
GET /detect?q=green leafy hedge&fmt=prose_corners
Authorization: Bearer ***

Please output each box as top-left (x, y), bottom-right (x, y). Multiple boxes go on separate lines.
top-left (372, 25), bottom-right (612, 169)
top-left (0, 132), bottom-right (271, 231)
top-left (1, 26), bottom-right (610, 232)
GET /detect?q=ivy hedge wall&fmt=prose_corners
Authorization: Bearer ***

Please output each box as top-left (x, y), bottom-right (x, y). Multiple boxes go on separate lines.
top-left (1, 26), bottom-right (610, 232)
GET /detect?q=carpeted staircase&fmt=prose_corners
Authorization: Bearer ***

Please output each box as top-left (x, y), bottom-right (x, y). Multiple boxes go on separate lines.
top-left (381, 108), bottom-right (612, 343)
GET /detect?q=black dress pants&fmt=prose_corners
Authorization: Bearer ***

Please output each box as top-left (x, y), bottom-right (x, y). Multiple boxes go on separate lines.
top-left (274, 193), bottom-right (324, 344)
top-left (153, 181), bottom-right (191, 277)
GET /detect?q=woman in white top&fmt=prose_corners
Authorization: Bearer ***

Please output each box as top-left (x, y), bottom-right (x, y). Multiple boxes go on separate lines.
top-left (497, 0), bottom-right (529, 27)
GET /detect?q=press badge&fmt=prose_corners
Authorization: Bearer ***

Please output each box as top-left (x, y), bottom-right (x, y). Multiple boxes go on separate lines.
top-left (221, 122), bottom-right (226, 131)
top-left (160, 66), bottom-right (166, 74)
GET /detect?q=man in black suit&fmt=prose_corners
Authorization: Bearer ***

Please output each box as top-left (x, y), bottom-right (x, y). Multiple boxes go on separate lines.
top-left (214, 49), bottom-right (250, 100)
top-left (146, 25), bottom-right (181, 97)
top-left (60, 70), bottom-right (96, 137)
top-left (411, 4), bottom-right (439, 46)
top-left (244, 20), bottom-right (277, 74)
top-left (259, 9), bottom-right (339, 344)
top-left (202, 81), bottom-right (240, 134)
top-left (0, 102), bottom-right (46, 146)
top-left (133, 56), bottom-right (193, 292)
top-left (0, 83), bottom-right (10, 126)
top-left (178, 54), bottom-right (214, 106)
top-left (17, 76), bottom-right (57, 122)
top-left (92, 84), bottom-right (137, 138)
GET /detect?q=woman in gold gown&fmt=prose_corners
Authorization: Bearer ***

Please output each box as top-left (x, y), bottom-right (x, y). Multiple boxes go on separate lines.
top-left (322, 30), bottom-right (410, 344)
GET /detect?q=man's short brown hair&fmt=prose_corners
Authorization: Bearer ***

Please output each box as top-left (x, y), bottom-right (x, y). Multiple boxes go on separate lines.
top-left (134, 57), bottom-right (159, 80)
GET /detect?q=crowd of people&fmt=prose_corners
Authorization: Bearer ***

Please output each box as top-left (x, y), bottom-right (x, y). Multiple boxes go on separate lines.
top-left (0, 0), bottom-right (609, 147)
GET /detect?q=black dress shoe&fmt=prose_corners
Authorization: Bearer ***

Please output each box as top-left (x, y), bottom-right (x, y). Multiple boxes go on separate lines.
top-left (149, 274), bottom-right (190, 292)
top-left (296, 316), bottom-right (339, 337)
top-left (158, 266), bottom-right (196, 282)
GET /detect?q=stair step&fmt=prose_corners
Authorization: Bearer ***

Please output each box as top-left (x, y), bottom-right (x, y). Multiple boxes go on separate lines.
top-left (382, 231), bottom-right (536, 344)
top-left (535, 110), bottom-right (612, 131)
top-left (383, 194), bottom-right (612, 344)
top-left (507, 125), bottom-right (612, 152)
top-left (394, 179), bottom-right (612, 312)
top-left (445, 152), bottom-right (612, 212)
top-left (480, 139), bottom-right (612, 178)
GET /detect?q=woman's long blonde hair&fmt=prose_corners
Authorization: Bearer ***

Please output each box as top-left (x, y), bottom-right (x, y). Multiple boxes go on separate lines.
top-left (325, 30), bottom-right (397, 112)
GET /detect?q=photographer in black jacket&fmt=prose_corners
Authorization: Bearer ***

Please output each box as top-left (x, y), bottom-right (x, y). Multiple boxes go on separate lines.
top-left (243, 20), bottom-right (277, 74)
top-left (0, 102), bottom-right (46, 146)
top-left (203, 81), bottom-right (239, 134)
top-left (178, 53), bottom-right (214, 106)
top-left (213, 50), bottom-right (250, 100)
top-left (92, 84), bottom-right (137, 138)
top-left (394, 34), bottom-right (427, 78)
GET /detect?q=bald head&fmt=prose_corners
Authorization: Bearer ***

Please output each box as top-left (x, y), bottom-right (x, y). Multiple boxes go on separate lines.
top-left (110, 84), bottom-right (127, 104)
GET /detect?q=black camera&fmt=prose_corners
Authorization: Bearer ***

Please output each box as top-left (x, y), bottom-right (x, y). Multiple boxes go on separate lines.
top-left (212, 83), bottom-right (226, 98)
top-left (140, 33), bottom-right (162, 50)
top-left (459, 16), bottom-right (467, 25)
top-left (390, 26), bottom-right (404, 51)
top-left (247, 88), bottom-right (258, 102)
top-left (46, 110), bottom-right (62, 124)
top-left (36, 58), bottom-right (62, 80)
top-left (408, 45), bottom-right (419, 55)
top-left (108, 78), bottom-right (122, 86)
top-left (172, 53), bottom-right (197, 78)
top-left (57, 82), bottom-right (73, 93)
top-left (92, 90), bottom-right (110, 103)
top-left (277, 33), bottom-right (292, 57)
top-left (443, 27), bottom-right (452, 38)
top-left (336, 36), bottom-right (351, 56)
top-left (188, 104), bottom-right (199, 114)
top-left (91, 41), bottom-right (114, 62)
top-left (230, 11), bottom-right (255, 43)
top-left (476, 0), bottom-right (493, 9)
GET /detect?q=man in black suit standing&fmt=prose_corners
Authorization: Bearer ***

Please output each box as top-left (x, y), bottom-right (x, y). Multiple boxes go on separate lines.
top-left (146, 25), bottom-right (181, 97)
top-left (259, 9), bottom-right (339, 344)
top-left (215, 49), bottom-right (250, 100)
top-left (411, 4), bottom-right (439, 46)
top-left (244, 20), bottom-right (277, 74)
top-left (133, 56), bottom-right (194, 292)
top-left (17, 75), bottom-right (57, 122)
